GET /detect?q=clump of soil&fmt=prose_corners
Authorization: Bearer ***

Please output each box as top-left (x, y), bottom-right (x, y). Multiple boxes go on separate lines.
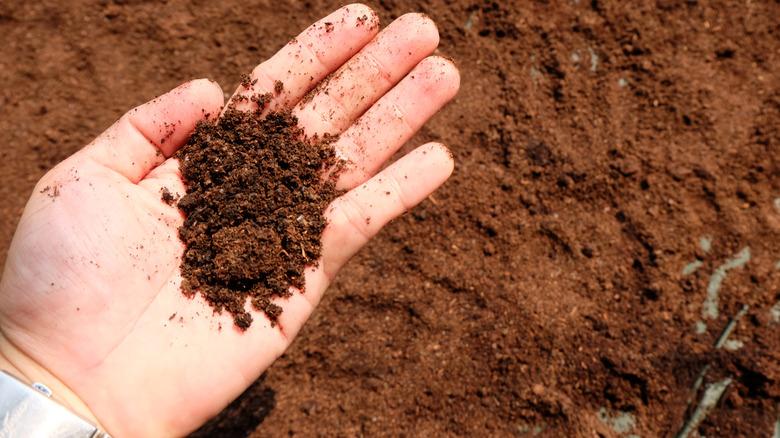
top-left (160, 187), bottom-right (176, 205)
top-left (175, 97), bottom-right (342, 330)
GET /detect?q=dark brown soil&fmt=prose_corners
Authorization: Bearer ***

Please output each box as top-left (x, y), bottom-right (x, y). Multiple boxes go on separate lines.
top-left (160, 187), bottom-right (177, 205)
top-left (1, 1), bottom-right (778, 437)
top-left (177, 103), bottom-right (341, 330)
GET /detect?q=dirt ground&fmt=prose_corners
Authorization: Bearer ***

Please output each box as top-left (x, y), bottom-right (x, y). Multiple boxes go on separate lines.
top-left (1, 0), bottom-right (779, 436)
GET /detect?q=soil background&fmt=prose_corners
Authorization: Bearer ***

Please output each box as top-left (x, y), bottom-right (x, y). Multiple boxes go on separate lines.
top-left (1, 0), bottom-right (779, 436)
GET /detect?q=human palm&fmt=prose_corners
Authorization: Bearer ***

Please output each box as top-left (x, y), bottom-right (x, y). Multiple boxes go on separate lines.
top-left (0, 6), bottom-right (458, 437)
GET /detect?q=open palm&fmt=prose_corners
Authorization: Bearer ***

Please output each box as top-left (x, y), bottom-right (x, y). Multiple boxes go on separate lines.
top-left (0, 5), bottom-right (459, 437)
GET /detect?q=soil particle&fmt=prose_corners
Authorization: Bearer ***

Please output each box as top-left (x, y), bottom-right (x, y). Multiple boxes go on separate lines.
top-left (39, 185), bottom-right (60, 198)
top-left (160, 187), bottom-right (176, 205)
top-left (250, 92), bottom-right (273, 111)
top-left (239, 73), bottom-right (256, 89)
top-left (176, 99), bottom-right (342, 330)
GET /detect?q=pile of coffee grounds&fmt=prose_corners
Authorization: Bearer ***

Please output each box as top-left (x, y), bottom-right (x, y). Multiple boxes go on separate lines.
top-left (175, 98), bottom-right (342, 330)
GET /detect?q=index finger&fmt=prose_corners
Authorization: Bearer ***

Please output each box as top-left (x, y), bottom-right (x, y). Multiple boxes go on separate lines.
top-left (228, 4), bottom-right (380, 113)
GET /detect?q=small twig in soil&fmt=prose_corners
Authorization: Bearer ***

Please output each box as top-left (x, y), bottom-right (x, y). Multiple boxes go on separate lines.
top-left (701, 246), bottom-right (750, 320)
top-left (773, 408), bottom-right (780, 438)
top-left (675, 377), bottom-right (732, 438)
top-left (684, 364), bottom-right (710, 408)
top-left (714, 304), bottom-right (749, 349)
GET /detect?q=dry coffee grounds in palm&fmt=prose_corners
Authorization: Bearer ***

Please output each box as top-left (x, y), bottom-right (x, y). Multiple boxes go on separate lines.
top-left (175, 95), bottom-right (342, 330)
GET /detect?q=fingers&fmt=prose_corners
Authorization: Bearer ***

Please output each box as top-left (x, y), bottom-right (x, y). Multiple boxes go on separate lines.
top-left (335, 56), bottom-right (460, 189)
top-left (293, 13), bottom-right (439, 137)
top-left (321, 143), bottom-right (454, 278)
top-left (228, 4), bottom-right (380, 112)
top-left (80, 79), bottom-right (224, 183)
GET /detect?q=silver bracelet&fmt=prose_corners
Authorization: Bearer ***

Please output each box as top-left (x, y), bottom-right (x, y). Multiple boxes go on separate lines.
top-left (0, 370), bottom-right (110, 437)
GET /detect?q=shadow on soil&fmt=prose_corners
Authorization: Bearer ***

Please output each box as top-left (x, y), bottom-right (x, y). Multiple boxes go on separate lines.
top-left (189, 374), bottom-right (276, 437)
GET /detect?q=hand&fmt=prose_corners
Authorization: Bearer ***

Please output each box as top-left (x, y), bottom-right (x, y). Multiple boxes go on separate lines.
top-left (0, 4), bottom-right (459, 437)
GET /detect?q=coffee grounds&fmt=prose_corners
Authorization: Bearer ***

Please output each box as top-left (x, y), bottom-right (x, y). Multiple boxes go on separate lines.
top-left (175, 100), bottom-right (342, 330)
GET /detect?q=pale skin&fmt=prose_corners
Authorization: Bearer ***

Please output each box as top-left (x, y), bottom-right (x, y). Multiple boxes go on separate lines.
top-left (0, 5), bottom-right (459, 438)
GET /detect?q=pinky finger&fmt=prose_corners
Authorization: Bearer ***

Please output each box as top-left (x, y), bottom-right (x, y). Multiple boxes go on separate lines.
top-left (320, 142), bottom-right (454, 279)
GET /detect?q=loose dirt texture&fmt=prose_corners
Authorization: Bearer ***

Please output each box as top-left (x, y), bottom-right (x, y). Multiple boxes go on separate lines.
top-left (177, 103), bottom-right (341, 330)
top-left (0, 1), bottom-right (778, 437)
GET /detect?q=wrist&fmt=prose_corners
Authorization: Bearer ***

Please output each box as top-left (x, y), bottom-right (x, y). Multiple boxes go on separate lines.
top-left (0, 332), bottom-right (105, 433)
